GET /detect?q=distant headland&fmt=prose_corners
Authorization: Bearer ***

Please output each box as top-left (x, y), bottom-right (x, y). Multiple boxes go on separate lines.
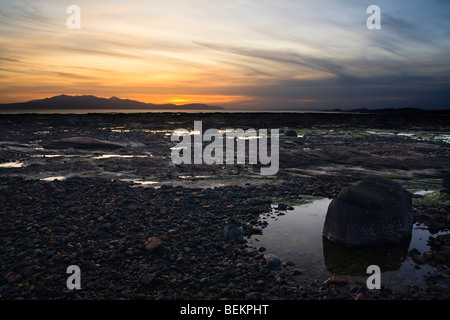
top-left (0, 95), bottom-right (225, 111)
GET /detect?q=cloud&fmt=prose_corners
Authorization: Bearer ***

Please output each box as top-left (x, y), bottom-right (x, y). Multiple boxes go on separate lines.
top-left (1, 0), bottom-right (449, 109)
top-left (194, 41), bottom-right (351, 78)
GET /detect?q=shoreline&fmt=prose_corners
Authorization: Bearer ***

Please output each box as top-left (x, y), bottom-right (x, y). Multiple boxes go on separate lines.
top-left (0, 112), bottom-right (449, 300)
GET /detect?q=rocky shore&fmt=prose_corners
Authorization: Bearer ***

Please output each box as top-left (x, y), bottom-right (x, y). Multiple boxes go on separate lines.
top-left (0, 112), bottom-right (449, 300)
top-left (1, 177), bottom-right (449, 300)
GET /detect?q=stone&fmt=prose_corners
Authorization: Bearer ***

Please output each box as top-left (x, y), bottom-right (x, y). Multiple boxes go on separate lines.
top-left (423, 252), bottom-right (433, 259)
top-left (323, 175), bottom-right (413, 247)
top-left (433, 253), bottom-right (448, 263)
top-left (4, 272), bottom-right (22, 284)
top-left (139, 273), bottom-right (155, 286)
top-left (144, 237), bottom-right (163, 253)
top-left (327, 275), bottom-right (349, 286)
top-left (264, 254), bottom-right (281, 269)
top-left (438, 247), bottom-right (450, 258)
top-left (293, 268), bottom-right (304, 275)
top-left (223, 225), bottom-right (244, 241)
top-left (412, 255), bottom-right (426, 265)
top-left (443, 172), bottom-right (450, 189)
top-left (285, 130), bottom-right (298, 137)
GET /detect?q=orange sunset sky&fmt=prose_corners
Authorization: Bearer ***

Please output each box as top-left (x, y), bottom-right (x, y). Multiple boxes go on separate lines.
top-left (1, 0), bottom-right (450, 110)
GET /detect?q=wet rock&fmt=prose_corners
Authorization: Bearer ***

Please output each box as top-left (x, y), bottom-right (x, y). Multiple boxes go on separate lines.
top-left (323, 175), bottom-right (413, 247)
top-left (264, 254), bottom-right (281, 270)
top-left (223, 225), bottom-right (244, 241)
top-left (412, 255), bottom-right (426, 265)
top-left (244, 225), bottom-right (263, 235)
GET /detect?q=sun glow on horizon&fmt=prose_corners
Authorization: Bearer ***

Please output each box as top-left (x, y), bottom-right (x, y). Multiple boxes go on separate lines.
top-left (1, 0), bottom-right (449, 110)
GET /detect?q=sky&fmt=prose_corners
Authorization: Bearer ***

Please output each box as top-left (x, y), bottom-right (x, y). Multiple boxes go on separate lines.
top-left (0, 0), bottom-right (450, 110)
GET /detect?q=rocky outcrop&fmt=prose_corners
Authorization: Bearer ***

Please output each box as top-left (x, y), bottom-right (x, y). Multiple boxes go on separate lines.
top-left (322, 175), bottom-right (413, 247)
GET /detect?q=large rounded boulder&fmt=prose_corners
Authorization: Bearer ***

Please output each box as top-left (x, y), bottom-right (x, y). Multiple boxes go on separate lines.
top-left (322, 175), bottom-right (413, 247)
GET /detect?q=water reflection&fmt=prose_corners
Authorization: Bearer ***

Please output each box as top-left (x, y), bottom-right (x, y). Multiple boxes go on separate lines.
top-left (322, 235), bottom-right (411, 276)
top-left (0, 161), bottom-right (25, 168)
top-left (249, 198), bottom-right (449, 289)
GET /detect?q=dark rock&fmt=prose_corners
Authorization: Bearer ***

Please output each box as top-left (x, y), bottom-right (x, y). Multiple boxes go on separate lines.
top-left (412, 255), bottom-right (426, 265)
top-left (423, 252), bottom-right (433, 260)
top-left (246, 226), bottom-right (263, 235)
top-left (180, 205), bottom-right (198, 215)
top-left (323, 175), bottom-right (413, 247)
top-left (433, 253), bottom-right (448, 263)
top-left (139, 273), bottom-right (155, 286)
top-left (82, 205), bottom-right (96, 212)
top-left (4, 272), bottom-right (22, 284)
top-left (438, 246), bottom-right (450, 258)
top-left (264, 254), bottom-right (281, 270)
top-left (409, 248), bottom-right (421, 256)
top-left (223, 225), bottom-right (244, 241)
top-left (443, 172), bottom-right (450, 189)
top-left (285, 130), bottom-right (297, 137)
top-left (277, 203), bottom-right (288, 211)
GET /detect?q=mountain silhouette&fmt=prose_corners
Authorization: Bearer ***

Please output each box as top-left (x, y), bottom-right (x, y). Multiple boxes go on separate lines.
top-left (0, 95), bottom-right (224, 111)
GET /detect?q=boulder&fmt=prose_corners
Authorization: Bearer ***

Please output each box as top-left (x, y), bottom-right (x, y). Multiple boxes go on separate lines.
top-left (322, 175), bottom-right (413, 247)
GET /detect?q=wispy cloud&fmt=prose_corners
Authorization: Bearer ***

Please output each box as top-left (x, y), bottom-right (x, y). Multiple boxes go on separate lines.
top-left (0, 0), bottom-right (449, 109)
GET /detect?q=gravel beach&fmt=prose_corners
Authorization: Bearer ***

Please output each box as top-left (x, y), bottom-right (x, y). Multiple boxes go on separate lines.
top-left (1, 112), bottom-right (449, 300)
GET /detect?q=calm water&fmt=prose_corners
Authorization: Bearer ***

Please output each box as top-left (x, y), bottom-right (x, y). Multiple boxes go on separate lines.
top-left (249, 198), bottom-right (450, 290)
